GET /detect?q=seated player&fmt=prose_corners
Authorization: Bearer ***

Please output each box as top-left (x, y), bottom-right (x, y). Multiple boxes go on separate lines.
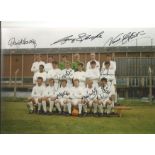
top-left (82, 79), bottom-right (98, 116)
top-left (100, 61), bottom-right (116, 107)
top-left (61, 61), bottom-right (74, 88)
top-left (42, 78), bottom-right (57, 114)
top-left (55, 79), bottom-right (71, 115)
top-left (73, 62), bottom-right (86, 88)
top-left (69, 79), bottom-right (83, 117)
top-left (33, 64), bottom-right (47, 85)
top-left (85, 61), bottom-right (100, 88)
top-left (97, 78), bottom-right (114, 116)
top-left (47, 61), bottom-right (62, 90)
top-left (27, 77), bottom-right (46, 114)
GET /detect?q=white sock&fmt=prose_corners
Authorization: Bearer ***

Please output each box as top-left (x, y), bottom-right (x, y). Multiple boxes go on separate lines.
top-left (107, 104), bottom-right (112, 114)
top-left (49, 101), bottom-right (54, 112)
top-left (42, 101), bottom-right (47, 112)
top-left (67, 102), bottom-right (72, 114)
top-left (93, 103), bottom-right (98, 114)
top-left (78, 103), bottom-right (82, 114)
top-left (38, 102), bottom-right (42, 111)
top-left (55, 102), bottom-right (61, 112)
top-left (83, 104), bottom-right (87, 113)
top-left (98, 104), bottom-right (103, 114)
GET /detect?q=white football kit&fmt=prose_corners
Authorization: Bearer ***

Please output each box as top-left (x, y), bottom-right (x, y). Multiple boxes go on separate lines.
top-left (47, 68), bottom-right (62, 90)
top-left (61, 69), bottom-right (74, 88)
top-left (83, 86), bottom-right (98, 113)
top-left (86, 60), bottom-right (100, 70)
top-left (42, 85), bottom-right (56, 113)
top-left (31, 61), bottom-right (45, 74)
top-left (30, 84), bottom-right (46, 111)
top-left (85, 68), bottom-right (100, 88)
top-left (44, 63), bottom-right (53, 73)
top-left (55, 86), bottom-right (71, 113)
top-left (97, 84), bottom-right (113, 114)
top-left (73, 71), bottom-right (86, 88)
top-left (33, 71), bottom-right (47, 85)
top-left (69, 86), bottom-right (83, 114)
top-left (102, 60), bottom-right (116, 72)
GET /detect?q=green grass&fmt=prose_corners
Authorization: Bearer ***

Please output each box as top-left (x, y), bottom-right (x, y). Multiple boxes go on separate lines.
top-left (1, 98), bottom-right (155, 134)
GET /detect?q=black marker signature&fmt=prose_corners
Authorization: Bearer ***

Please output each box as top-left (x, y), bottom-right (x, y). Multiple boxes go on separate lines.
top-left (8, 37), bottom-right (37, 48)
top-left (50, 31), bottom-right (104, 45)
top-left (104, 31), bottom-right (146, 46)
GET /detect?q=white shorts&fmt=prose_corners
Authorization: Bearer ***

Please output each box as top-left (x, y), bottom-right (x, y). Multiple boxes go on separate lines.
top-left (99, 99), bottom-right (110, 107)
top-left (56, 98), bottom-right (67, 107)
top-left (71, 99), bottom-right (81, 106)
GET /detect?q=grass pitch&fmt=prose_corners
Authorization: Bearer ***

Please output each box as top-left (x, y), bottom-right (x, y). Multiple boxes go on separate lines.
top-left (1, 98), bottom-right (155, 134)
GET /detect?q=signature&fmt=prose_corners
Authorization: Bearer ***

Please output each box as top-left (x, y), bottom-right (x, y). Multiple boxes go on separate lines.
top-left (50, 30), bottom-right (146, 47)
top-left (104, 31), bottom-right (146, 46)
top-left (50, 31), bottom-right (104, 45)
top-left (8, 37), bottom-right (37, 48)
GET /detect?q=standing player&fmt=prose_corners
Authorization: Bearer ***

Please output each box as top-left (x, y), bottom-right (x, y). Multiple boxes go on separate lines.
top-left (33, 64), bottom-right (47, 85)
top-left (102, 54), bottom-right (116, 71)
top-left (27, 77), bottom-right (46, 114)
top-left (82, 79), bottom-right (98, 116)
top-left (55, 79), bottom-right (71, 115)
top-left (31, 55), bottom-right (45, 75)
top-left (59, 55), bottom-right (68, 70)
top-left (42, 78), bottom-right (57, 114)
top-left (97, 78), bottom-right (114, 116)
top-left (85, 61), bottom-right (100, 88)
top-left (44, 56), bottom-right (53, 73)
top-left (47, 61), bottom-right (62, 90)
top-left (61, 61), bottom-right (74, 88)
top-left (72, 53), bottom-right (81, 71)
top-left (73, 62), bottom-right (86, 88)
top-left (69, 79), bottom-right (83, 116)
top-left (86, 53), bottom-right (100, 70)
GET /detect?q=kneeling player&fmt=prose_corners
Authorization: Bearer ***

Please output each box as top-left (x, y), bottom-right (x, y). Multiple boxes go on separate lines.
top-left (69, 79), bottom-right (83, 116)
top-left (42, 78), bottom-right (57, 114)
top-left (27, 77), bottom-right (45, 114)
top-left (97, 78), bottom-right (113, 116)
top-left (55, 79), bottom-right (71, 115)
top-left (82, 79), bottom-right (98, 116)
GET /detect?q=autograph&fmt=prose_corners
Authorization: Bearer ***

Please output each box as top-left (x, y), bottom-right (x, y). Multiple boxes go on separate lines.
top-left (8, 37), bottom-right (37, 48)
top-left (50, 31), bottom-right (104, 45)
top-left (104, 31), bottom-right (146, 46)
top-left (50, 30), bottom-right (146, 47)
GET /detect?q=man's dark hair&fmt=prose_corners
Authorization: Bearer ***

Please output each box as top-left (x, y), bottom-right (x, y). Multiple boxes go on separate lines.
top-left (90, 61), bottom-right (96, 65)
top-left (37, 77), bottom-right (43, 81)
top-left (104, 61), bottom-right (110, 65)
top-left (101, 77), bottom-right (107, 82)
top-left (39, 65), bottom-right (44, 68)
top-left (78, 62), bottom-right (84, 67)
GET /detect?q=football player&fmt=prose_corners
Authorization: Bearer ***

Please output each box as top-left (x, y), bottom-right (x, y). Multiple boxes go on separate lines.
top-left (69, 79), bottom-right (83, 117)
top-left (86, 53), bottom-right (100, 70)
top-left (42, 78), bottom-right (57, 114)
top-left (61, 61), bottom-right (74, 88)
top-left (85, 61), bottom-right (100, 88)
top-left (27, 77), bottom-right (46, 114)
top-left (82, 79), bottom-right (98, 116)
top-left (97, 77), bottom-right (114, 116)
top-left (55, 79), bottom-right (71, 115)
top-left (73, 62), bottom-right (86, 88)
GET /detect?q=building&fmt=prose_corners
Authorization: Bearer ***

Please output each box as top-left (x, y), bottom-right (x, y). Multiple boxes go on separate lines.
top-left (1, 46), bottom-right (155, 98)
